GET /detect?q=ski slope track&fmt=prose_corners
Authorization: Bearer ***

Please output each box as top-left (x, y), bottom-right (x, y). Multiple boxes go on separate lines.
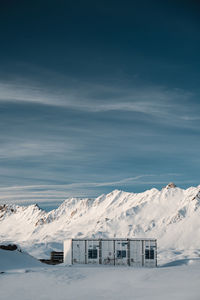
top-left (0, 183), bottom-right (200, 264)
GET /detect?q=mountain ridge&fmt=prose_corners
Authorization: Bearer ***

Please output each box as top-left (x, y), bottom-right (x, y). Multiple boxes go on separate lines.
top-left (0, 183), bottom-right (200, 263)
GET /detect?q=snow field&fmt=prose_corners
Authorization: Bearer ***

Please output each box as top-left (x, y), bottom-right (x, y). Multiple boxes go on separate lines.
top-left (1, 262), bottom-right (200, 300)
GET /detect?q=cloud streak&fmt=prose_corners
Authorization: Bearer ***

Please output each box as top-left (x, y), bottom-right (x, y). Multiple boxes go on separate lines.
top-left (1, 173), bottom-right (197, 206)
top-left (0, 79), bottom-right (195, 118)
top-left (1, 77), bottom-right (200, 138)
top-left (0, 173), bottom-right (180, 191)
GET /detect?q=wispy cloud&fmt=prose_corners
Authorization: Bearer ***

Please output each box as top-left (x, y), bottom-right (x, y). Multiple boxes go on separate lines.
top-left (1, 173), bottom-right (195, 206)
top-left (0, 79), bottom-right (195, 119)
top-left (1, 77), bottom-right (200, 136)
top-left (0, 140), bottom-right (78, 159)
top-left (0, 173), bottom-right (180, 190)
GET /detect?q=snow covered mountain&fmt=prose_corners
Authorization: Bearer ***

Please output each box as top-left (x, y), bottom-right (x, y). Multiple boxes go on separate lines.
top-left (0, 183), bottom-right (200, 263)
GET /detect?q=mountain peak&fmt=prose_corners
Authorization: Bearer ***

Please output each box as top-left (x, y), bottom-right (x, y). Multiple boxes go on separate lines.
top-left (165, 182), bottom-right (177, 189)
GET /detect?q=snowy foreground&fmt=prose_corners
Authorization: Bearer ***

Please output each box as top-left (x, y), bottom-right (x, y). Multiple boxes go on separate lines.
top-left (1, 250), bottom-right (200, 300)
top-left (0, 250), bottom-right (200, 300)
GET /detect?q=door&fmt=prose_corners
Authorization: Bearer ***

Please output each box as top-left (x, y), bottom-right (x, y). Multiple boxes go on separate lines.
top-left (144, 240), bottom-right (157, 267)
top-left (87, 240), bottom-right (100, 264)
top-left (114, 240), bottom-right (128, 265)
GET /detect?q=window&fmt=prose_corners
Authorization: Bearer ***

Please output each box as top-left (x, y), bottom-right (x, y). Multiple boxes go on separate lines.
top-left (122, 242), bottom-right (128, 247)
top-left (117, 250), bottom-right (126, 258)
top-left (88, 249), bottom-right (98, 259)
top-left (145, 249), bottom-right (154, 260)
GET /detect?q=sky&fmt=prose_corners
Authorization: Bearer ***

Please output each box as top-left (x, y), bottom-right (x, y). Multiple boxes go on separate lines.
top-left (0, 0), bottom-right (200, 209)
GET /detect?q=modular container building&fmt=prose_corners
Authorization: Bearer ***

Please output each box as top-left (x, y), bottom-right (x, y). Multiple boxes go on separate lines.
top-left (64, 238), bottom-right (157, 267)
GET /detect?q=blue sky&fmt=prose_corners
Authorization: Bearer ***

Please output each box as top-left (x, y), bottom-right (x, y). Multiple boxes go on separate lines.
top-left (0, 0), bottom-right (200, 207)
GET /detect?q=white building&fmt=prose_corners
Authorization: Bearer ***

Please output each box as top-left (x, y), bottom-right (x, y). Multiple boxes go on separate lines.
top-left (64, 238), bottom-right (157, 267)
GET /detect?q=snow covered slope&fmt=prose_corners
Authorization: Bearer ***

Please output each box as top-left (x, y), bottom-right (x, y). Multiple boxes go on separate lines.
top-left (0, 183), bottom-right (200, 263)
top-left (0, 248), bottom-right (42, 272)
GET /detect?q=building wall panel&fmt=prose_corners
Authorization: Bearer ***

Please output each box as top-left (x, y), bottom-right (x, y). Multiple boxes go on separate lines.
top-left (64, 238), bottom-right (157, 267)
top-left (129, 240), bottom-right (143, 267)
top-left (72, 240), bottom-right (85, 264)
top-left (101, 240), bottom-right (114, 265)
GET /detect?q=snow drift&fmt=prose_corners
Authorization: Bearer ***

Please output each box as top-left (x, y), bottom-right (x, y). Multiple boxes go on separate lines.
top-left (0, 248), bottom-right (42, 272)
